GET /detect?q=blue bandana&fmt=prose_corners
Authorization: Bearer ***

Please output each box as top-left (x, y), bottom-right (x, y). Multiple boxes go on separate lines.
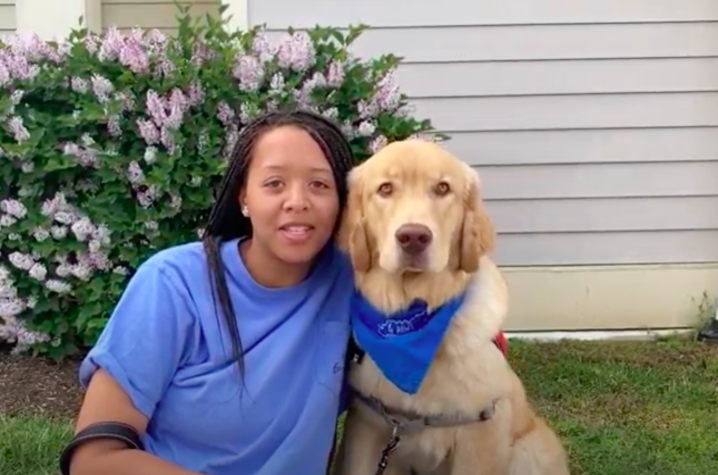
top-left (350, 289), bottom-right (468, 394)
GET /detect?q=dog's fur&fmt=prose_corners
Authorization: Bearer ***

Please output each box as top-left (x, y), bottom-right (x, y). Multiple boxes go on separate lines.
top-left (331, 140), bottom-right (570, 475)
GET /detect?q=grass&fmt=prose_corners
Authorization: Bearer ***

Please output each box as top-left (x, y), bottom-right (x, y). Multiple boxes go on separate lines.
top-left (0, 414), bottom-right (73, 475)
top-left (2, 338), bottom-right (718, 475)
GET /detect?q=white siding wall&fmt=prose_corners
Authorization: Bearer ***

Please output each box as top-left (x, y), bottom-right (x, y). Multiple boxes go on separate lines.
top-left (0, 0), bottom-right (15, 35)
top-left (102, 0), bottom-right (220, 33)
top-left (251, 0), bottom-right (718, 267)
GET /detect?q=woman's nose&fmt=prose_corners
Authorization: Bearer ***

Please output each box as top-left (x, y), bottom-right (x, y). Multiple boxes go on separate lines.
top-left (283, 184), bottom-right (310, 211)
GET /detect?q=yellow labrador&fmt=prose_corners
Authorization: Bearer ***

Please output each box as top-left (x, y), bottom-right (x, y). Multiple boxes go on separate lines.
top-left (332, 140), bottom-right (570, 475)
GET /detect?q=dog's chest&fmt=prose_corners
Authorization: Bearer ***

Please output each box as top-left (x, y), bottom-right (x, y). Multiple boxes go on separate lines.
top-left (394, 427), bottom-right (457, 473)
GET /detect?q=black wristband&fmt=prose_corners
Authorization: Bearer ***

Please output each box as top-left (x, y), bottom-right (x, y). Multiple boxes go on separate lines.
top-left (59, 421), bottom-right (145, 475)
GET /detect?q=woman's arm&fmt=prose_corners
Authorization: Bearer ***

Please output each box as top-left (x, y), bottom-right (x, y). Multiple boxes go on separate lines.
top-left (69, 369), bottom-right (201, 475)
top-left (64, 256), bottom-right (202, 475)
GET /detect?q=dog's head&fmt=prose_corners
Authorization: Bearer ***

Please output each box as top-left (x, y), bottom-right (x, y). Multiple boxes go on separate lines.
top-left (337, 139), bottom-right (495, 276)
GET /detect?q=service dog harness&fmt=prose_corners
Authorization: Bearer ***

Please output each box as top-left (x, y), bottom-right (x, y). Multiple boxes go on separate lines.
top-left (346, 335), bottom-right (508, 475)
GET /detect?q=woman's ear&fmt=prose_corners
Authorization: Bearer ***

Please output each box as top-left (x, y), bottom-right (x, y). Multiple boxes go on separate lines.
top-left (336, 166), bottom-right (372, 272)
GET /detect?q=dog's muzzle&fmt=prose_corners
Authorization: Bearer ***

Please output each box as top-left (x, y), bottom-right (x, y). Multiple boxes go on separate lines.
top-left (395, 223), bottom-right (432, 256)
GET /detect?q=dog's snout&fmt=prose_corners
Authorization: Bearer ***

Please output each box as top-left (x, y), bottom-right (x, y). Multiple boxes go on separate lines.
top-left (395, 224), bottom-right (433, 255)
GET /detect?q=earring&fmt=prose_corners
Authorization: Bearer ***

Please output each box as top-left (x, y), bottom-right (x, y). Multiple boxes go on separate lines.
top-left (241, 205), bottom-right (249, 217)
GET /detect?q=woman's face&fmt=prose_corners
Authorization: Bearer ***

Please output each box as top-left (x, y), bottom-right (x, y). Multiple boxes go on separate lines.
top-left (239, 125), bottom-right (340, 268)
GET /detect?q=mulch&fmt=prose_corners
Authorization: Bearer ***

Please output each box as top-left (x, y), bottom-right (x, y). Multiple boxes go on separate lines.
top-left (0, 342), bottom-right (84, 422)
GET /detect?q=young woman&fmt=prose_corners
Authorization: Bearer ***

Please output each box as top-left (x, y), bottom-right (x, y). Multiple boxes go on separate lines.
top-left (61, 109), bottom-right (356, 475)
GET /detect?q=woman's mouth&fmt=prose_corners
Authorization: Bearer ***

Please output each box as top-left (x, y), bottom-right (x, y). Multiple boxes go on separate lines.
top-left (279, 224), bottom-right (314, 243)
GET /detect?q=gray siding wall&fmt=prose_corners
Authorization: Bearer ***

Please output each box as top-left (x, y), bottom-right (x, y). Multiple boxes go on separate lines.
top-left (251, 0), bottom-right (718, 267)
top-left (0, 0), bottom-right (15, 35)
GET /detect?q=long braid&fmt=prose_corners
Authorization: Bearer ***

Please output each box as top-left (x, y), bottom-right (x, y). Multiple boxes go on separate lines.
top-left (202, 108), bottom-right (354, 381)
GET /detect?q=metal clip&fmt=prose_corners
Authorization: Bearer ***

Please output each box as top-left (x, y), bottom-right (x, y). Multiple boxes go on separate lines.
top-left (373, 423), bottom-right (404, 475)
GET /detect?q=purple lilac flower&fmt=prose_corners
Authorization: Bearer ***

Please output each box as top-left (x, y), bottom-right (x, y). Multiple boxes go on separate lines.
top-left (91, 74), bottom-right (114, 104)
top-left (0, 215), bottom-right (16, 227)
top-left (45, 279), bottom-right (71, 294)
top-left (10, 89), bottom-right (24, 105)
top-left (239, 103), bottom-right (259, 124)
top-left (293, 72), bottom-right (326, 109)
top-left (322, 107), bottom-right (339, 121)
top-left (269, 72), bottom-right (285, 93)
top-left (191, 42), bottom-right (211, 66)
top-left (369, 135), bottom-right (389, 153)
top-left (127, 161), bottom-right (145, 184)
top-left (119, 35), bottom-right (149, 74)
top-left (187, 81), bottom-right (205, 107)
top-left (63, 142), bottom-right (97, 167)
top-left (107, 115), bottom-right (122, 137)
top-left (357, 120), bottom-right (376, 137)
top-left (1, 199), bottom-right (27, 219)
top-left (233, 55), bottom-right (264, 92)
top-left (217, 102), bottom-right (235, 125)
top-left (71, 217), bottom-right (95, 241)
top-left (71, 77), bottom-right (89, 93)
top-left (326, 61), bottom-right (345, 87)
top-left (276, 31), bottom-right (316, 72)
top-left (83, 34), bottom-right (99, 55)
top-left (12, 323), bottom-right (51, 354)
top-left (136, 184), bottom-right (159, 208)
top-left (99, 27), bottom-right (124, 61)
top-left (372, 70), bottom-right (402, 112)
top-left (166, 88), bottom-right (187, 129)
top-left (0, 64), bottom-right (10, 87)
top-left (146, 90), bottom-right (167, 125)
top-left (252, 33), bottom-right (275, 62)
top-left (51, 225), bottom-right (68, 239)
top-left (144, 146), bottom-right (157, 164)
top-left (7, 116), bottom-right (30, 143)
top-left (137, 118), bottom-right (159, 145)
top-left (28, 263), bottom-right (47, 281)
top-left (8, 252), bottom-right (33, 271)
top-left (143, 29), bottom-right (167, 55)
top-left (33, 227), bottom-right (50, 241)
top-left (160, 127), bottom-right (175, 153)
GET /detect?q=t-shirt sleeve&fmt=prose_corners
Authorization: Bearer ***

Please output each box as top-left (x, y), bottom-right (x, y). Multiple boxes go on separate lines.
top-left (78, 258), bottom-right (197, 419)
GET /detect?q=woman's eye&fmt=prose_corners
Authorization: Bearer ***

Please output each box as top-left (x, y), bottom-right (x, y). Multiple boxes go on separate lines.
top-left (265, 180), bottom-right (283, 188)
top-left (311, 181), bottom-right (329, 189)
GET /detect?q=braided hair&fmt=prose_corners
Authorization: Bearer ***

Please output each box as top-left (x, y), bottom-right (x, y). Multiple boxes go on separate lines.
top-left (202, 108), bottom-right (354, 381)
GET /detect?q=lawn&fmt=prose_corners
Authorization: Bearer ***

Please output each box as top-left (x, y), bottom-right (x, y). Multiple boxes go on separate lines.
top-left (2, 338), bottom-right (717, 475)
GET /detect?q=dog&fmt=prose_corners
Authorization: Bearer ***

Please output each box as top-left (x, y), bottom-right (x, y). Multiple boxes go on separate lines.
top-left (331, 139), bottom-right (570, 475)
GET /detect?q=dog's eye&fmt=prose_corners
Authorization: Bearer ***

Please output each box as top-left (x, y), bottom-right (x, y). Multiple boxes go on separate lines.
top-left (434, 181), bottom-right (451, 196)
top-left (377, 182), bottom-right (393, 197)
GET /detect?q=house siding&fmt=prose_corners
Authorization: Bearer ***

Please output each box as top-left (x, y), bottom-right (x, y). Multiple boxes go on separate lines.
top-left (0, 0), bottom-right (15, 35)
top-left (252, 0), bottom-right (718, 267)
top-left (102, 0), bottom-right (220, 32)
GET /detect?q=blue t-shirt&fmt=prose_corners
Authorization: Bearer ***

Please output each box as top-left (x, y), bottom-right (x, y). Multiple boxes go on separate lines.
top-left (78, 236), bottom-right (354, 475)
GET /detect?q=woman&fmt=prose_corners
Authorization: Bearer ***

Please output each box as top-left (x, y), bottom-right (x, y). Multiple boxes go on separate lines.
top-left (61, 108), bottom-right (356, 475)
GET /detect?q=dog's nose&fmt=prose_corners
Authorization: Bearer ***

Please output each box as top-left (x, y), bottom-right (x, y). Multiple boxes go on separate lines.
top-left (395, 224), bottom-right (433, 255)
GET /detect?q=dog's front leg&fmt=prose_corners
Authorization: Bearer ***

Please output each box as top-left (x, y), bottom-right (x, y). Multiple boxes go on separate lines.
top-left (332, 407), bottom-right (403, 475)
top-left (447, 421), bottom-right (511, 475)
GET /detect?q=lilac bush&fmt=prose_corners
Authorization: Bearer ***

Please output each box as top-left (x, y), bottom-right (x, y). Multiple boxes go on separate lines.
top-left (0, 9), bottom-right (442, 359)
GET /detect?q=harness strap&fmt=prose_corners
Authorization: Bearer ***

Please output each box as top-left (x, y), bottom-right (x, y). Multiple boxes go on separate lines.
top-left (352, 389), bottom-right (497, 434)
top-left (351, 388), bottom-right (499, 475)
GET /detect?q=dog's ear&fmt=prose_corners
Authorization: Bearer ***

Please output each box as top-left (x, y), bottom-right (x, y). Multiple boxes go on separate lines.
top-left (454, 166), bottom-right (496, 273)
top-left (336, 166), bottom-right (372, 272)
